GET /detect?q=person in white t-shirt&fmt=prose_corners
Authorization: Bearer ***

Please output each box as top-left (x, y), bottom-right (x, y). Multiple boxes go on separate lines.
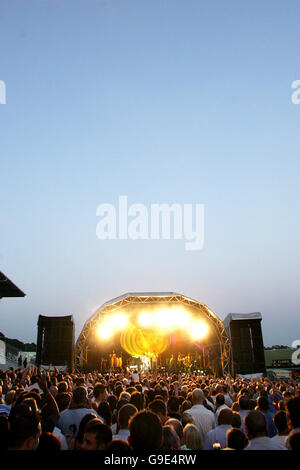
top-left (244, 410), bottom-right (287, 450)
top-left (214, 393), bottom-right (229, 423)
top-left (57, 386), bottom-right (101, 437)
top-left (91, 383), bottom-right (108, 408)
top-left (187, 389), bottom-right (215, 443)
top-left (113, 403), bottom-right (137, 441)
top-left (131, 369), bottom-right (139, 383)
top-left (271, 410), bottom-right (289, 448)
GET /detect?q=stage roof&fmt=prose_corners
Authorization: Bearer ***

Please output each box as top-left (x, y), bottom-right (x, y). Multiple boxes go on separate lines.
top-left (0, 271), bottom-right (26, 298)
top-left (84, 292), bottom-right (200, 324)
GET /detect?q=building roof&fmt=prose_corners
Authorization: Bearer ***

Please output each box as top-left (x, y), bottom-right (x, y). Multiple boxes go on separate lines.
top-left (0, 271), bottom-right (26, 298)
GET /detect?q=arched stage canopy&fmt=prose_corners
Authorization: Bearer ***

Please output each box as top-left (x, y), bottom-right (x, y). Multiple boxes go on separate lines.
top-left (75, 292), bottom-right (231, 375)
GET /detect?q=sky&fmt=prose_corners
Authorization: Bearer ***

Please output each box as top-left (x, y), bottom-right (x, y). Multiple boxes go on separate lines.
top-left (0, 0), bottom-right (299, 347)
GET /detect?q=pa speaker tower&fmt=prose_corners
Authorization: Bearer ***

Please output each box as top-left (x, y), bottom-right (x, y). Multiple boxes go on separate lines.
top-left (223, 313), bottom-right (266, 376)
top-left (36, 315), bottom-right (74, 371)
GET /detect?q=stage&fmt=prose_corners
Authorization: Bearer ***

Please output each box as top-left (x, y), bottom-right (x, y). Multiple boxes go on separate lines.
top-left (75, 292), bottom-right (231, 376)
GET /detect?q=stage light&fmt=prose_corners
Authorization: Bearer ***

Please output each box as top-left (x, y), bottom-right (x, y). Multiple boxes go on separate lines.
top-left (138, 312), bottom-right (153, 328)
top-left (172, 309), bottom-right (191, 328)
top-left (97, 323), bottom-right (113, 340)
top-left (191, 321), bottom-right (208, 340)
top-left (110, 312), bottom-right (128, 330)
top-left (154, 311), bottom-right (172, 329)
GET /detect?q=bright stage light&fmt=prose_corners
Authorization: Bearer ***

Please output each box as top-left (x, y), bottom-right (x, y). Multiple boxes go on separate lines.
top-left (110, 312), bottom-right (128, 330)
top-left (97, 323), bottom-right (113, 340)
top-left (154, 311), bottom-right (173, 329)
top-left (138, 312), bottom-right (153, 328)
top-left (191, 321), bottom-right (208, 340)
top-left (172, 310), bottom-right (191, 328)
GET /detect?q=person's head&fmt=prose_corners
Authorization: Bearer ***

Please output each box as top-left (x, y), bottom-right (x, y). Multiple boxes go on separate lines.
top-left (98, 401), bottom-right (112, 426)
top-left (145, 389), bottom-right (156, 405)
top-left (130, 391), bottom-right (144, 411)
top-left (81, 419), bottom-right (112, 450)
top-left (5, 390), bottom-right (16, 406)
top-left (226, 428), bottom-right (248, 450)
top-left (231, 411), bottom-right (242, 429)
top-left (257, 396), bottom-right (269, 412)
top-left (36, 432), bottom-right (61, 451)
top-left (273, 410), bottom-right (288, 436)
top-left (118, 404), bottom-right (138, 430)
top-left (72, 386), bottom-right (88, 407)
top-left (215, 384), bottom-right (223, 395)
top-left (182, 423), bottom-right (203, 450)
top-left (93, 383), bottom-right (107, 402)
top-left (215, 393), bottom-right (225, 408)
top-left (285, 396), bottom-right (300, 431)
top-left (75, 413), bottom-right (99, 449)
top-left (114, 384), bottom-right (123, 398)
top-left (180, 400), bottom-right (192, 415)
top-left (283, 391), bottom-right (293, 401)
top-left (57, 381), bottom-right (68, 394)
top-left (106, 439), bottom-right (131, 452)
top-left (8, 402), bottom-right (31, 424)
top-left (8, 411), bottom-right (41, 450)
top-left (286, 430), bottom-right (300, 451)
top-left (119, 391), bottom-right (131, 403)
top-left (162, 425), bottom-right (181, 450)
top-left (55, 392), bottom-right (72, 412)
top-left (148, 399), bottom-right (167, 424)
top-left (191, 389), bottom-right (204, 405)
top-left (14, 390), bottom-right (41, 410)
top-left (181, 412), bottom-right (195, 428)
top-left (75, 377), bottom-right (85, 387)
top-left (167, 396), bottom-right (180, 414)
top-left (165, 418), bottom-right (183, 442)
top-left (128, 410), bottom-right (163, 451)
top-left (238, 395), bottom-right (250, 411)
top-left (22, 397), bottom-right (39, 414)
top-left (107, 394), bottom-right (117, 413)
top-left (218, 408), bottom-right (233, 426)
top-left (244, 410), bottom-right (267, 440)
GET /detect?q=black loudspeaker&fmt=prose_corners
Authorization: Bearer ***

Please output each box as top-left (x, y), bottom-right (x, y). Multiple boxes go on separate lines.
top-left (36, 315), bottom-right (74, 371)
top-left (223, 313), bottom-right (266, 376)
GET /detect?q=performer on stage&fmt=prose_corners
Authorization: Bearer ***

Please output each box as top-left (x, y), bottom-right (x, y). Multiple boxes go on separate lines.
top-left (110, 350), bottom-right (117, 369)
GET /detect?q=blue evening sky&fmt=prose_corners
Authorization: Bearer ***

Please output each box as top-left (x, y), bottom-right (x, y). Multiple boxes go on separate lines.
top-left (0, 0), bottom-right (299, 346)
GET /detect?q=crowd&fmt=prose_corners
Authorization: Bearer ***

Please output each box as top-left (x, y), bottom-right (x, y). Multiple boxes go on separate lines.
top-left (0, 365), bottom-right (299, 451)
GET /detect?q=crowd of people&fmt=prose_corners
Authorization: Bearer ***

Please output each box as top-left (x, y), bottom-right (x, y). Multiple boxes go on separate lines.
top-left (0, 364), bottom-right (299, 451)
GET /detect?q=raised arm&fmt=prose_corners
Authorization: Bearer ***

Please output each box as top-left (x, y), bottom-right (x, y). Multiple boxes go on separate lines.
top-left (37, 372), bottom-right (60, 425)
